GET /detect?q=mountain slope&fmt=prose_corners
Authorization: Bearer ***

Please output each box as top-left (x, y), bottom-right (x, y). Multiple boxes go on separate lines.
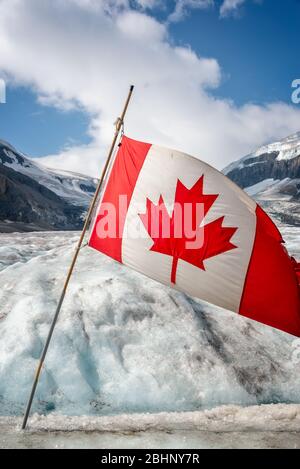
top-left (0, 140), bottom-right (97, 231)
top-left (223, 132), bottom-right (300, 225)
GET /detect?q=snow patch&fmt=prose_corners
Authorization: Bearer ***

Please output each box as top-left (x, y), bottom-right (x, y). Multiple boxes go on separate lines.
top-left (245, 179), bottom-right (278, 196)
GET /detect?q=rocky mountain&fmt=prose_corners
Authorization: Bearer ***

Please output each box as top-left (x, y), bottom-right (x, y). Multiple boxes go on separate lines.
top-left (223, 132), bottom-right (300, 225)
top-left (2, 132), bottom-right (300, 232)
top-left (0, 140), bottom-right (97, 232)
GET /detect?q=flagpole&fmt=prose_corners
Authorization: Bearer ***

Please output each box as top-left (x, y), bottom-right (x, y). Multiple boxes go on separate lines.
top-left (21, 85), bottom-right (135, 430)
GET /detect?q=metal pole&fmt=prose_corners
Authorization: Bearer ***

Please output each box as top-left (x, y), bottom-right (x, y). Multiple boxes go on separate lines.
top-left (21, 85), bottom-right (135, 430)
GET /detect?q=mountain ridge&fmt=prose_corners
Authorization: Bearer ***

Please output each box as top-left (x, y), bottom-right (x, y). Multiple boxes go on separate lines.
top-left (0, 140), bottom-right (97, 232)
top-left (223, 132), bottom-right (300, 225)
top-left (1, 131), bottom-right (300, 232)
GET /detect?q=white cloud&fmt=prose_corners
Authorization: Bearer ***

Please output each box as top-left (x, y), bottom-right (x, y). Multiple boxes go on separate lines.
top-left (116, 10), bottom-right (166, 40)
top-left (220, 0), bottom-right (246, 17)
top-left (0, 0), bottom-right (299, 177)
top-left (168, 0), bottom-right (214, 23)
top-left (135, 1), bottom-right (252, 22)
top-left (134, 0), bottom-right (162, 9)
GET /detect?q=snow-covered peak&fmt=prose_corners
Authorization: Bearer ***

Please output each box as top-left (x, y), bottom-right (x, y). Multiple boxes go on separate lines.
top-left (223, 131), bottom-right (300, 175)
top-left (0, 139), bottom-right (21, 153)
top-left (0, 140), bottom-right (97, 207)
top-left (253, 131), bottom-right (300, 161)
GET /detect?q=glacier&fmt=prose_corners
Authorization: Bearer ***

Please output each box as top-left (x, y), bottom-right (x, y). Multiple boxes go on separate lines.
top-left (0, 226), bottom-right (300, 419)
top-left (1, 405), bottom-right (300, 448)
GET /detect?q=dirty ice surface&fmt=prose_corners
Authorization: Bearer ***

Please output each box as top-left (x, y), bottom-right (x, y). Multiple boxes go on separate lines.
top-left (0, 223), bottom-right (300, 448)
top-left (1, 404), bottom-right (300, 448)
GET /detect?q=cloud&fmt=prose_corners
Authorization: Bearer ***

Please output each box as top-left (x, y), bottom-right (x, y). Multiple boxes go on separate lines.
top-left (0, 0), bottom-right (299, 177)
top-left (220, 0), bottom-right (246, 17)
top-left (168, 0), bottom-right (214, 23)
top-left (134, 0), bottom-right (162, 9)
top-left (135, 1), bottom-right (253, 21)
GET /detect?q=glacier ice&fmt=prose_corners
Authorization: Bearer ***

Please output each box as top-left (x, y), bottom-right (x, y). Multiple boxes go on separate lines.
top-left (1, 404), bottom-right (300, 449)
top-left (0, 229), bottom-right (300, 417)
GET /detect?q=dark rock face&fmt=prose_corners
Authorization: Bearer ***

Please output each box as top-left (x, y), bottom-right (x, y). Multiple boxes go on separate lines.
top-left (79, 183), bottom-right (97, 193)
top-left (226, 152), bottom-right (300, 191)
top-left (0, 164), bottom-right (85, 231)
top-left (0, 145), bottom-right (30, 167)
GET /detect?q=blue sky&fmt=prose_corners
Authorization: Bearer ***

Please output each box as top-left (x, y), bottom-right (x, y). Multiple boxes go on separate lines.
top-left (0, 0), bottom-right (299, 174)
top-left (0, 86), bottom-right (91, 156)
top-left (170, 0), bottom-right (300, 105)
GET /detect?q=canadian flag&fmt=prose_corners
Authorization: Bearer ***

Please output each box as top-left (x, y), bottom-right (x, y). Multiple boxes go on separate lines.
top-left (89, 136), bottom-right (300, 337)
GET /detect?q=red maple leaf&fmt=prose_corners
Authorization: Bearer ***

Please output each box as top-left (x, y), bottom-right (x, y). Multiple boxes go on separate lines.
top-left (139, 176), bottom-right (238, 284)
